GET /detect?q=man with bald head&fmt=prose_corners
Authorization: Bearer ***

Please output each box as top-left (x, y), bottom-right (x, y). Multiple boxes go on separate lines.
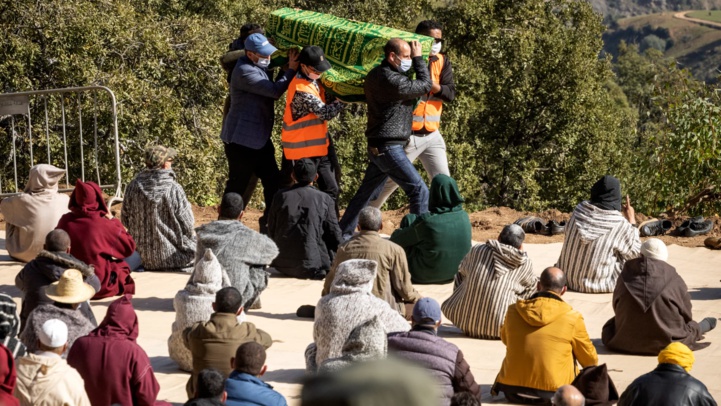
top-left (339, 37), bottom-right (432, 239)
top-left (492, 267), bottom-right (598, 404)
top-left (553, 385), bottom-right (585, 406)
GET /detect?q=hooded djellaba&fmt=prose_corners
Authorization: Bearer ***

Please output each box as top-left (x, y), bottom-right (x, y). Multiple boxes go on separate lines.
top-left (442, 234), bottom-right (537, 340)
top-left (122, 147), bottom-right (196, 272)
top-left (305, 259), bottom-right (409, 372)
top-left (168, 249), bottom-right (231, 372)
top-left (68, 295), bottom-right (170, 406)
top-left (556, 175), bottom-right (641, 293)
top-left (56, 179), bottom-right (136, 299)
top-left (390, 175), bottom-right (472, 284)
top-left (602, 239), bottom-right (713, 355)
top-left (318, 316), bottom-right (388, 373)
top-left (0, 164), bottom-right (70, 263)
top-left (0, 344), bottom-right (19, 406)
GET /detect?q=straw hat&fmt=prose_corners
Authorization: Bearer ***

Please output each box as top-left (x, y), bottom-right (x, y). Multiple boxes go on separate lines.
top-left (44, 269), bottom-right (96, 304)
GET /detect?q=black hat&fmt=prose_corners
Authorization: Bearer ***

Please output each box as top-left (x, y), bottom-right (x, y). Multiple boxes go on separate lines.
top-left (299, 46), bottom-right (332, 73)
top-left (293, 158), bottom-right (318, 183)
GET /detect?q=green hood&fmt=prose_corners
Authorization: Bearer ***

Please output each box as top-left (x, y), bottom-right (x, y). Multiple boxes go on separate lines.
top-left (429, 174), bottom-right (464, 214)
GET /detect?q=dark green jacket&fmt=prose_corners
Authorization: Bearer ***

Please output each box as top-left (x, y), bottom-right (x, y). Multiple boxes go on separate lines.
top-left (390, 175), bottom-right (472, 284)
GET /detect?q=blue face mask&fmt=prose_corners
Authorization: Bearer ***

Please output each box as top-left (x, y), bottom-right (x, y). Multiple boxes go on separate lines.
top-left (254, 56), bottom-right (271, 69)
top-left (397, 57), bottom-right (412, 73)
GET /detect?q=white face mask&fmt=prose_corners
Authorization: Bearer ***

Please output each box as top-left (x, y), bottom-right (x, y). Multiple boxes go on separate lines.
top-left (304, 67), bottom-right (321, 80)
top-left (431, 42), bottom-right (442, 55)
top-left (395, 55), bottom-right (412, 73)
top-left (254, 55), bottom-right (271, 69)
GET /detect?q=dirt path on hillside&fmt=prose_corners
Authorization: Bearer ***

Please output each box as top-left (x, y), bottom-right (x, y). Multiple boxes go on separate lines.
top-left (674, 11), bottom-right (721, 29)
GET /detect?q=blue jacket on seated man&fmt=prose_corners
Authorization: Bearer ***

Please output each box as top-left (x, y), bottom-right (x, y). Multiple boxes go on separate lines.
top-left (225, 370), bottom-right (287, 406)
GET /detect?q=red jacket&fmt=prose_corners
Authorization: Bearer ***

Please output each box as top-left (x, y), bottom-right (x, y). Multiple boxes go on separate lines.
top-left (67, 295), bottom-right (169, 406)
top-left (0, 344), bottom-right (19, 406)
top-left (56, 180), bottom-right (135, 299)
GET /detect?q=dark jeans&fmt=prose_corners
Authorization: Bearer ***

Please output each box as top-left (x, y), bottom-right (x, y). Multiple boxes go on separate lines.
top-left (224, 140), bottom-right (280, 232)
top-left (339, 143), bottom-right (429, 238)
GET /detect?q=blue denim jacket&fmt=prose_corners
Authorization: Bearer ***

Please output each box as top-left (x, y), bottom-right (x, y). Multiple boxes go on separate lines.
top-left (221, 56), bottom-right (295, 149)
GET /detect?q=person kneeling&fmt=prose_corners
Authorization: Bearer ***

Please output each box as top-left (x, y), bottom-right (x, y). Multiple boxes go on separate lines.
top-left (268, 159), bottom-right (343, 280)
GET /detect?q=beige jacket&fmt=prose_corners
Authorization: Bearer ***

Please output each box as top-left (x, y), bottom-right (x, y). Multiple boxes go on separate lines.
top-left (1, 165), bottom-right (69, 262)
top-left (323, 231), bottom-right (420, 316)
top-left (15, 352), bottom-right (91, 406)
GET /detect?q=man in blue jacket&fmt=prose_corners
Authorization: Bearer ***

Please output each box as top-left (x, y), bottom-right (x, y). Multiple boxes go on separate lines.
top-left (221, 33), bottom-right (299, 233)
top-left (226, 342), bottom-right (287, 406)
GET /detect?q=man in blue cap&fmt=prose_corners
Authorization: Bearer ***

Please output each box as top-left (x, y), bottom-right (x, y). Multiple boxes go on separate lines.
top-left (220, 33), bottom-right (299, 233)
top-left (387, 298), bottom-right (481, 406)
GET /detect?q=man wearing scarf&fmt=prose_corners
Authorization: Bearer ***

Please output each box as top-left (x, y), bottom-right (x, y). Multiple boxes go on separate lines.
top-left (556, 175), bottom-right (641, 293)
top-left (67, 295), bottom-right (170, 406)
top-left (390, 175), bottom-right (471, 284)
top-left (619, 343), bottom-right (717, 405)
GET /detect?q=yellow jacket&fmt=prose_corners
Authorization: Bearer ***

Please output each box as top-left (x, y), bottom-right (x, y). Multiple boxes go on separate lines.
top-left (495, 291), bottom-right (598, 393)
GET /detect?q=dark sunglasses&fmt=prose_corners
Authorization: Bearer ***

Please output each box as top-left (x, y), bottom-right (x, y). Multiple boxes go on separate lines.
top-left (433, 38), bottom-right (444, 44)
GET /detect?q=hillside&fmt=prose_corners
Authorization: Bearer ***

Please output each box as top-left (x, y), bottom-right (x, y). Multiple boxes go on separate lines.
top-left (603, 12), bottom-right (721, 82)
top-left (591, 0), bottom-right (721, 17)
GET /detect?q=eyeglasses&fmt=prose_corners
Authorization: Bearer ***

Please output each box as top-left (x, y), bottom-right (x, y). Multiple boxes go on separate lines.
top-left (433, 38), bottom-right (444, 44)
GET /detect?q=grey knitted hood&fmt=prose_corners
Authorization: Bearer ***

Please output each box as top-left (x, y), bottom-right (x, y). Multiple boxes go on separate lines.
top-left (319, 316), bottom-right (388, 373)
top-left (329, 259), bottom-right (378, 295)
top-left (196, 220), bottom-right (278, 265)
top-left (132, 169), bottom-right (177, 202)
top-left (185, 249), bottom-right (230, 296)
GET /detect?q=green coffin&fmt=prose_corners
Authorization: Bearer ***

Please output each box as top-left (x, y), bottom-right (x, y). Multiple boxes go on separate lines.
top-left (266, 8), bottom-right (434, 102)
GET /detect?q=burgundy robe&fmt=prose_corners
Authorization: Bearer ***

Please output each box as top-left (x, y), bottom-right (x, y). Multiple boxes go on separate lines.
top-left (602, 256), bottom-right (703, 355)
top-left (67, 295), bottom-right (170, 406)
top-left (0, 344), bottom-right (19, 406)
top-left (56, 180), bottom-right (136, 299)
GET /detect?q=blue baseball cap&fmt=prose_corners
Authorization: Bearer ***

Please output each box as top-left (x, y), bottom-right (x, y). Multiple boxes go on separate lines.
top-left (412, 298), bottom-right (442, 325)
top-left (244, 33), bottom-right (277, 57)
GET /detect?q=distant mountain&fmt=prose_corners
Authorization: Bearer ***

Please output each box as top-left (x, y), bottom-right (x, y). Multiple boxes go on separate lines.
top-left (591, 0), bottom-right (721, 17)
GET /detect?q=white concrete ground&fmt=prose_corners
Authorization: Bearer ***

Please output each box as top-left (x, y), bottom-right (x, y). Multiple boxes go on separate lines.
top-left (0, 235), bottom-right (718, 405)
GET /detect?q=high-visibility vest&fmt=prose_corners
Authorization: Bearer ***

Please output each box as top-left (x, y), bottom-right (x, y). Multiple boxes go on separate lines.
top-left (412, 54), bottom-right (445, 133)
top-left (281, 77), bottom-right (329, 160)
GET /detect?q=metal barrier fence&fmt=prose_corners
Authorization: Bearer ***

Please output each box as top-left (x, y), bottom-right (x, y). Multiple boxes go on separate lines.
top-left (0, 86), bottom-right (123, 206)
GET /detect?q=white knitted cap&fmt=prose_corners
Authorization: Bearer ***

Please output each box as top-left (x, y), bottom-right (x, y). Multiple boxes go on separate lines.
top-left (641, 238), bottom-right (668, 262)
top-left (38, 319), bottom-right (68, 348)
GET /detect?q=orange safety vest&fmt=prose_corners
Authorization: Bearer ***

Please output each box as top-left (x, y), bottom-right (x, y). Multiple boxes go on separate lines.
top-left (412, 54), bottom-right (445, 133)
top-left (281, 77), bottom-right (329, 160)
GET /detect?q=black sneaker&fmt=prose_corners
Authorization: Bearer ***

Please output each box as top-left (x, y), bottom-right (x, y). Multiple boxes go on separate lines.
top-left (296, 305), bottom-right (316, 319)
top-left (676, 216), bottom-right (704, 236)
top-left (514, 217), bottom-right (548, 234)
top-left (639, 219), bottom-right (672, 237)
top-left (684, 218), bottom-right (713, 237)
top-left (546, 220), bottom-right (566, 236)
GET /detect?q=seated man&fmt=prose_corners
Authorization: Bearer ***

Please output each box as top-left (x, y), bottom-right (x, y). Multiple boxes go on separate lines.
top-left (306, 259), bottom-right (409, 372)
top-left (556, 175), bottom-right (640, 293)
top-left (226, 342), bottom-right (287, 406)
top-left (0, 344), bottom-right (19, 406)
top-left (323, 206), bottom-right (421, 316)
top-left (67, 295), bottom-right (169, 406)
top-left (56, 179), bottom-right (137, 298)
top-left (184, 368), bottom-right (228, 406)
top-left (442, 224), bottom-right (537, 339)
top-left (122, 145), bottom-right (196, 272)
top-left (183, 287), bottom-right (272, 398)
top-left (169, 249), bottom-right (230, 372)
top-left (20, 269), bottom-right (96, 356)
top-left (388, 298), bottom-right (481, 405)
top-left (390, 175), bottom-right (471, 284)
top-left (0, 293), bottom-right (27, 359)
top-left (319, 316), bottom-right (387, 373)
top-left (15, 229), bottom-right (99, 331)
top-left (196, 193), bottom-right (278, 310)
top-left (602, 239), bottom-right (716, 355)
top-left (15, 319), bottom-right (91, 406)
top-left (1, 164), bottom-right (69, 263)
top-left (268, 159), bottom-right (343, 280)
top-left (619, 342), bottom-right (716, 405)
top-left (492, 267), bottom-right (598, 403)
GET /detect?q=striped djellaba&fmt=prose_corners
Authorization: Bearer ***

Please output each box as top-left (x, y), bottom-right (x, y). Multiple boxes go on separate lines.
top-left (556, 201), bottom-right (641, 293)
top-left (442, 240), bottom-right (537, 340)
